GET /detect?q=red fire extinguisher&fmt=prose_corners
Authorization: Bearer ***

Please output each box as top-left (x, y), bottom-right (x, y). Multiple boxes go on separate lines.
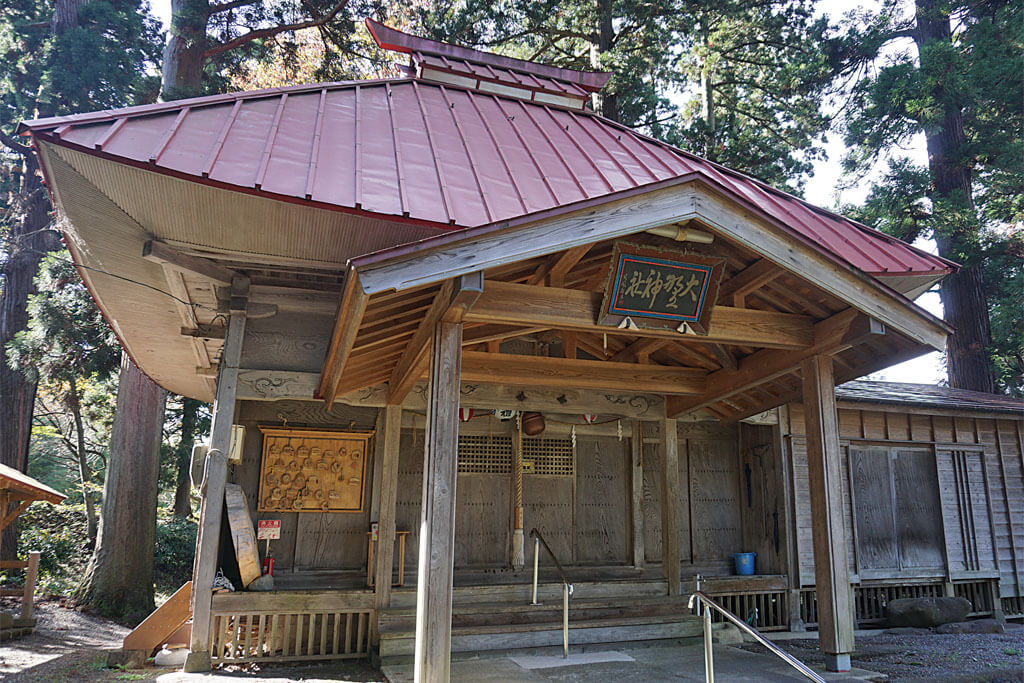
top-left (262, 549), bottom-right (274, 576)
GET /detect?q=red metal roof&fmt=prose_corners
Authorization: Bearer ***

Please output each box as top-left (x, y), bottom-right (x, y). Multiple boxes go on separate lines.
top-left (20, 78), bottom-right (955, 278)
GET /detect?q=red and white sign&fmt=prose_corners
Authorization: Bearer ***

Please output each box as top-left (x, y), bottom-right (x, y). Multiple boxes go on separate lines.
top-left (257, 519), bottom-right (281, 540)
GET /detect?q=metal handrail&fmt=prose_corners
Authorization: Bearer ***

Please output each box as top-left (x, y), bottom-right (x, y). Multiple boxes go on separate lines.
top-left (688, 590), bottom-right (825, 683)
top-left (528, 528), bottom-right (574, 658)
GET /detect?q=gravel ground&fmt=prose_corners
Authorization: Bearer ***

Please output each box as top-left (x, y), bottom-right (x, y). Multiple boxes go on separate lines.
top-left (746, 627), bottom-right (1024, 682)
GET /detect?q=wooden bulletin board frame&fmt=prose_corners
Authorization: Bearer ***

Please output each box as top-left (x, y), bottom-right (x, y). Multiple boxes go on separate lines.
top-left (257, 427), bottom-right (373, 513)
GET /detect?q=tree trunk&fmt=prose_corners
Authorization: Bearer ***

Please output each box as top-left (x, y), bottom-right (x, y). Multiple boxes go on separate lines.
top-left (591, 0), bottom-right (618, 121)
top-left (914, 0), bottom-right (996, 393)
top-left (75, 355), bottom-right (167, 624)
top-left (68, 380), bottom-right (97, 544)
top-left (0, 153), bottom-right (59, 561)
top-left (161, 0), bottom-right (210, 100)
top-left (173, 398), bottom-right (200, 517)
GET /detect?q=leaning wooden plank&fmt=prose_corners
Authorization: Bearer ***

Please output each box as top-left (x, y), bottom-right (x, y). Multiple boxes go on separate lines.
top-left (224, 484), bottom-right (264, 589)
top-left (123, 581), bottom-right (193, 653)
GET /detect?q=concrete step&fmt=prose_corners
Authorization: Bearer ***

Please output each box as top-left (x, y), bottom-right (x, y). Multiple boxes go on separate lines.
top-left (388, 578), bottom-right (670, 609)
top-left (379, 594), bottom-right (694, 631)
top-left (378, 613), bottom-right (704, 659)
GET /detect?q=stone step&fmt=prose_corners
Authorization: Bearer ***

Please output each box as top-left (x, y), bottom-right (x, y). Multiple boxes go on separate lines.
top-left (378, 614), bottom-right (704, 659)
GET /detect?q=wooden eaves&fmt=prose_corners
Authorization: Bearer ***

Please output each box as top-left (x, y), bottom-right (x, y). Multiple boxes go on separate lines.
top-left (318, 179), bottom-right (952, 421)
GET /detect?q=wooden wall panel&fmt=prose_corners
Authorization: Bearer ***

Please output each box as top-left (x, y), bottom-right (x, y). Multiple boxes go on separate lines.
top-left (689, 437), bottom-right (741, 563)
top-left (996, 419), bottom-right (1024, 597)
top-left (886, 412), bottom-right (910, 442)
top-left (893, 449), bottom-right (945, 571)
top-left (642, 443), bottom-right (663, 563)
top-left (574, 438), bottom-right (629, 565)
top-left (936, 447), bottom-right (998, 576)
top-left (910, 414), bottom-right (934, 442)
top-left (235, 400), bottom-right (377, 572)
top-left (849, 447), bottom-right (898, 572)
top-left (523, 475), bottom-right (573, 565)
top-left (740, 424), bottom-right (786, 575)
top-left (455, 474), bottom-right (509, 567)
top-left (395, 431), bottom-right (423, 571)
top-left (293, 511), bottom-right (367, 570)
top-left (860, 412), bottom-right (886, 441)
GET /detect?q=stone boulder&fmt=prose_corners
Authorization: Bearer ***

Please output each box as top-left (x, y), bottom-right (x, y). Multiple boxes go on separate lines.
top-left (886, 597), bottom-right (971, 628)
top-left (935, 619), bottom-right (1005, 634)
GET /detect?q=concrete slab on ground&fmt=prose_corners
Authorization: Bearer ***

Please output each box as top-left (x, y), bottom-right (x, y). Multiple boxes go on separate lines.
top-left (381, 643), bottom-right (885, 682)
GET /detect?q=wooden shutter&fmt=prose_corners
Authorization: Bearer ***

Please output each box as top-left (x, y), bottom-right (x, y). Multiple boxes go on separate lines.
top-left (936, 447), bottom-right (997, 577)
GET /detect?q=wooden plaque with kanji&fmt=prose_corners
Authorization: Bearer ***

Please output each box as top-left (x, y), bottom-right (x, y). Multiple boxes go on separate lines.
top-left (257, 427), bottom-right (371, 513)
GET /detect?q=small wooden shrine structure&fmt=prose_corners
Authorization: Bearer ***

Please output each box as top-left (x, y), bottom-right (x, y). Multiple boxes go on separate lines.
top-left (0, 462), bottom-right (65, 637)
top-left (19, 19), bottom-right (1021, 679)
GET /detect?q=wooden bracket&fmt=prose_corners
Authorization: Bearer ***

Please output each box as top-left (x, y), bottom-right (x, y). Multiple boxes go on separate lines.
top-left (143, 240), bottom-right (239, 286)
top-left (181, 324), bottom-right (226, 340)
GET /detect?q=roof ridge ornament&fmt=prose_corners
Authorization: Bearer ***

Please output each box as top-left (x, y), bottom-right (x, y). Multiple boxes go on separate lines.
top-left (365, 19), bottom-right (609, 110)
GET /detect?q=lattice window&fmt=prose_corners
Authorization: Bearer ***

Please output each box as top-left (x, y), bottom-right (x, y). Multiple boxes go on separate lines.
top-left (523, 437), bottom-right (574, 477)
top-left (457, 435), bottom-right (512, 474)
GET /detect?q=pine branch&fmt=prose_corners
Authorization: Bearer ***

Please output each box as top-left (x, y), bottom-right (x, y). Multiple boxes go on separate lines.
top-left (202, 0), bottom-right (349, 58)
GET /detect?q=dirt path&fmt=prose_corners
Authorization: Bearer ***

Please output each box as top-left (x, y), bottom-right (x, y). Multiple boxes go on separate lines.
top-left (0, 599), bottom-right (131, 682)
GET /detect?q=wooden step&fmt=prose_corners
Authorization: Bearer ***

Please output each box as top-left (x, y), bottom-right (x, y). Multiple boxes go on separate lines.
top-left (378, 614), bottom-right (704, 659)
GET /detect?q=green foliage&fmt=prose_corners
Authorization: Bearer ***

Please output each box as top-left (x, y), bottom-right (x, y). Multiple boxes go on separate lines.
top-left (153, 513), bottom-right (197, 593)
top-left (984, 228), bottom-right (1024, 396)
top-left (10, 502), bottom-right (91, 595)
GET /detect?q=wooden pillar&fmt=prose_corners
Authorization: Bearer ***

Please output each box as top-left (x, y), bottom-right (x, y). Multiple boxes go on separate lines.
top-left (660, 418), bottom-right (681, 595)
top-left (631, 420), bottom-right (645, 568)
top-left (184, 277), bottom-right (248, 673)
top-left (801, 355), bottom-right (854, 672)
top-left (413, 320), bottom-right (462, 682)
top-left (375, 405), bottom-right (403, 614)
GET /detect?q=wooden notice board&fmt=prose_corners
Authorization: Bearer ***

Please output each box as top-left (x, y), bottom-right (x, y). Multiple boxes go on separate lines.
top-left (257, 427), bottom-right (372, 513)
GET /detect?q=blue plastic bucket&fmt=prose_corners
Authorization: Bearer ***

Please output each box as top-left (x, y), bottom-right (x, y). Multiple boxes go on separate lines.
top-left (733, 552), bottom-right (756, 576)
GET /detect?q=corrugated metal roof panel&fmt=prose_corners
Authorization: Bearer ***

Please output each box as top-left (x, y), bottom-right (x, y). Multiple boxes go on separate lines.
top-left (21, 78), bottom-right (955, 279)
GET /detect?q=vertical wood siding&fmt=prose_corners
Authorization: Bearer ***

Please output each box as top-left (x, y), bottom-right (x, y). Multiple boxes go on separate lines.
top-left (786, 404), bottom-right (1023, 599)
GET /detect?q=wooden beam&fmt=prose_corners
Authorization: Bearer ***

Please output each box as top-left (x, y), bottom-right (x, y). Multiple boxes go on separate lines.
top-left (414, 321), bottom-right (463, 682)
top-left (801, 355), bottom-right (854, 671)
top-left (464, 281), bottom-right (813, 350)
top-left (525, 244), bottom-right (592, 286)
top-left (660, 418), bottom-right (681, 595)
top-left (180, 324), bottom-right (225, 340)
top-left (562, 330), bottom-right (577, 359)
top-left (717, 259), bottom-right (780, 304)
top-left (352, 181), bottom-right (949, 350)
top-left (715, 340), bottom-right (929, 425)
top-left (374, 405), bottom-right (402, 613)
top-left (318, 268), bottom-right (369, 405)
top-left (143, 239), bottom-right (238, 286)
top-left (0, 500), bottom-right (31, 532)
top-left (459, 351), bottom-right (706, 395)
top-left (463, 325), bottom-right (547, 346)
top-left (610, 338), bottom-right (666, 363)
top-left (665, 310), bottom-right (883, 417)
top-left (709, 344), bottom-right (738, 371)
top-left (441, 272), bottom-right (484, 323)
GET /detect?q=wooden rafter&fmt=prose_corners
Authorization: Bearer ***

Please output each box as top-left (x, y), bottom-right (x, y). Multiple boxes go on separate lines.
top-left (387, 280), bottom-right (454, 405)
top-left (666, 309), bottom-right (885, 418)
top-left (318, 267), bottom-right (369, 404)
top-left (717, 258), bottom-right (780, 305)
top-left (463, 281), bottom-right (814, 350)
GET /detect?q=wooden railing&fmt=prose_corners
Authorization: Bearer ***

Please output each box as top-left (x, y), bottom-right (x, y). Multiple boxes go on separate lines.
top-left (208, 590), bottom-right (373, 664)
top-left (0, 552), bottom-right (40, 623)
